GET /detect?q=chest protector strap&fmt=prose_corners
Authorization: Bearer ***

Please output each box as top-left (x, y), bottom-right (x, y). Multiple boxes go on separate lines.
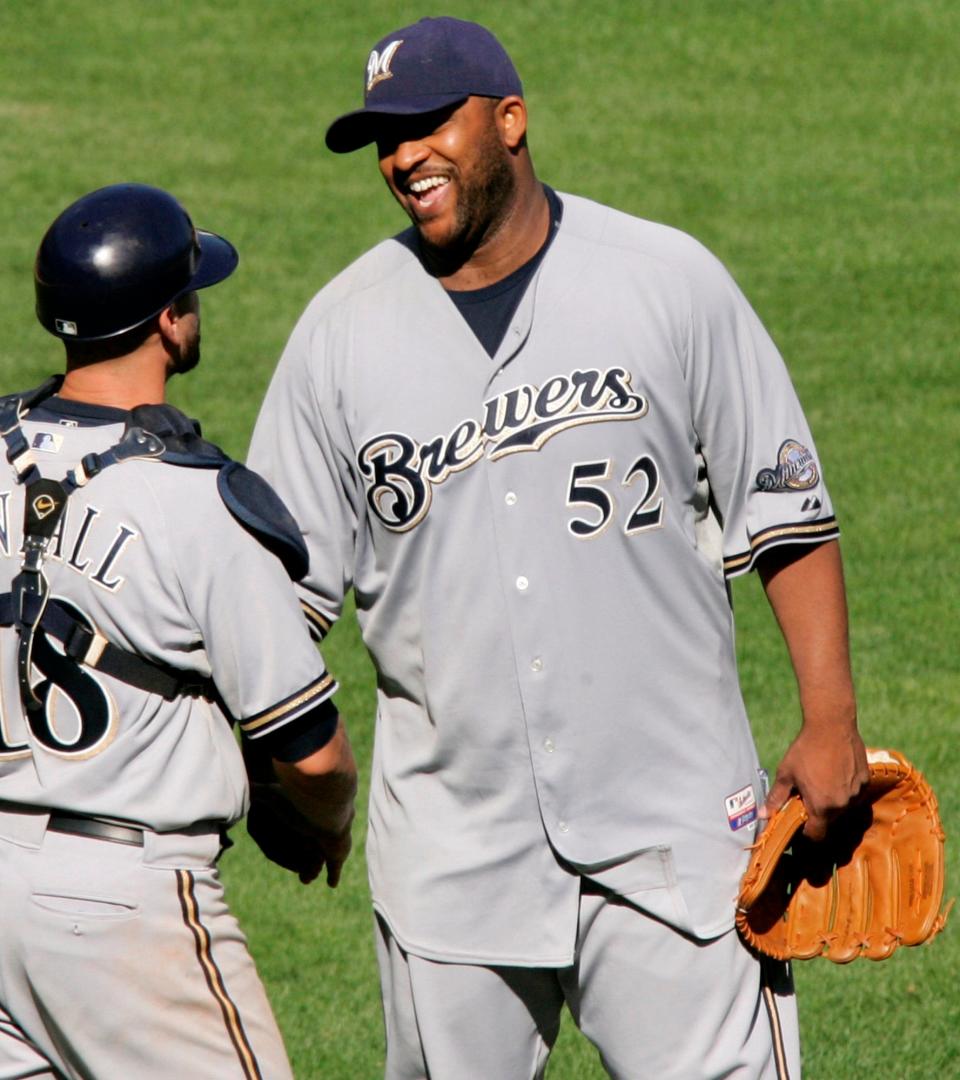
top-left (0, 381), bottom-right (305, 711)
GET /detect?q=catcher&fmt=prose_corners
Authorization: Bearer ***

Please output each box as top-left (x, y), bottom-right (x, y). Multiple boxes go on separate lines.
top-left (0, 184), bottom-right (357, 1080)
top-left (738, 748), bottom-right (951, 963)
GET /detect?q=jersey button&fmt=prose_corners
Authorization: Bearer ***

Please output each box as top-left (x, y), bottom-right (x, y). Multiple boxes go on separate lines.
top-left (516, 576), bottom-right (529, 591)
top-left (505, 491), bottom-right (517, 506)
top-left (543, 737), bottom-right (555, 753)
top-left (558, 821), bottom-right (570, 834)
top-left (530, 657), bottom-right (543, 672)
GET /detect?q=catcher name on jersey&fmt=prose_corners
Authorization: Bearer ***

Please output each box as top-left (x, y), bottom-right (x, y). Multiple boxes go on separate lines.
top-left (0, 490), bottom-right (137, 592)
top-left (358, 365), bottom-right (647, 531)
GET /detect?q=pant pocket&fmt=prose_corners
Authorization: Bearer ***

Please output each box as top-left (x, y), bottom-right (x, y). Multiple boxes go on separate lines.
top-left (30, 892), bottom-right (139, 920)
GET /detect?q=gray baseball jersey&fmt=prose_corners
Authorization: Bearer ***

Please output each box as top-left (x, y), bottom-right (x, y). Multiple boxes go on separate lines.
top-left (250, 191), bottom-right (838, 966)
top-left (0, 393), bottom-right (337, 1079)
top-left (0, 396), bottom-right (336, 827)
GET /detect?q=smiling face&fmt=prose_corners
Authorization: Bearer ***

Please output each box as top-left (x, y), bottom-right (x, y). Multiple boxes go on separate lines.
top-left (375, 95), bottom-right (522, 265)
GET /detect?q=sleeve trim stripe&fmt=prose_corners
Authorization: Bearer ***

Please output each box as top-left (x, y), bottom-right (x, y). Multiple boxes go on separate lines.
top-left (723, 517), bottom-right (839, 578)
top-left (240, 674), bottom-right (337, 734)
top-left (301, 601), bottom-right (332, 640)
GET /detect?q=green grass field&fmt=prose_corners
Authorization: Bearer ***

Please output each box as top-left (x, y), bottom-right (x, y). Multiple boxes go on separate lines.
top-left (1, 1), bottom-right (957, 1076)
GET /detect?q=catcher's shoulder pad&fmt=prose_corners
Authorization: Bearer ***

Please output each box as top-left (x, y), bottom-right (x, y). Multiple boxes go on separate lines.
top-left (128, 403), bottom-right (229, 467)
top-left (736, 747), bottom-right (953, 963)
top-left (216, 462), bottom-right (308, 582)
top-left (0, 375), bottom-right (65, 415)
top-left (128, 404), bottom-right (309, 581)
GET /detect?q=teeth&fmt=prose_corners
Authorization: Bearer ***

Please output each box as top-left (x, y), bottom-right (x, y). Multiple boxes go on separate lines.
top-left (409, 176), bottom-right (449, 194)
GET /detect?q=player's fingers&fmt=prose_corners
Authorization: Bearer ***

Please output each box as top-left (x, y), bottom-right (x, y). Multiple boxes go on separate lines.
top-left (760, 777), bottom-right (793, 820)
top-left (299, 865), bottom-right (321, 885)
top-left (800, 812), bottom-right (829, 842)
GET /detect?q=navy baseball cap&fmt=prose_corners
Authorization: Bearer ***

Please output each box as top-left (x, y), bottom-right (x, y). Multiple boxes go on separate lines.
top-left (325, 17), bottom-right (523, 154)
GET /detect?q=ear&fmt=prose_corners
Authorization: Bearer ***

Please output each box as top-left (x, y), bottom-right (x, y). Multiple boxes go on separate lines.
top-left (157, 305), bottom-right (179, 347)
top-left (496, 96), bottom-right (528, 150)
top-left (157, 293), bottom-right (198, 348)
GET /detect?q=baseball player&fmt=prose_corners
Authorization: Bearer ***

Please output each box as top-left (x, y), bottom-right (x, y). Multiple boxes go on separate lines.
top-left (0, 183), bottom-right (357, 1079)
top-left (250, 17), bottom-right (867, 1079)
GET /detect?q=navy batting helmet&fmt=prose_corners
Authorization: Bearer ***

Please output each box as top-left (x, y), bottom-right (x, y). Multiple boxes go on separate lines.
top-left (34, 183), bottom-right (238, 341)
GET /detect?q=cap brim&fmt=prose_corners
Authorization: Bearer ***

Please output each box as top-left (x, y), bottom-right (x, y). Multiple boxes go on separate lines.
top-left (325, 94), bottom-right (469, 153)
top-left (189, 230), bottom-right (239, 291)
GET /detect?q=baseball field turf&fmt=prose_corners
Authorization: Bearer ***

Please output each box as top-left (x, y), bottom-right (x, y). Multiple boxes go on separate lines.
top-left (1, 2), bottom-right (956, 1076)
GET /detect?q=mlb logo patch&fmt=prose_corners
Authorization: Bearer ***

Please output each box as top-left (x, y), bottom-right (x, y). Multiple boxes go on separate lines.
top-left (32, 431), bottom-right (64, 454)
top-left (725, 784), bottom-right (758, 831)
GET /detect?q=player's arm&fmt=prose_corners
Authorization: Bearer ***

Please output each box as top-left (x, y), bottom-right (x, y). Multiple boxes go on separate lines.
top-left (248, 313), bottom-right (359, 629)
top-left (757, 538), bottom-right (868, 840)
top-left (243, 700), bottom-right (358, 888)
top-left (172, 467), bottom-right (358, 885)
top-left (271, 714), bottom-right (358, 887)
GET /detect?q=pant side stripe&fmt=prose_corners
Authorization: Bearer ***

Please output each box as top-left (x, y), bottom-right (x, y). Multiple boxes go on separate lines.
top-left (761, 971), bottom-right (790, 1080)
top-left (176, 869), bottom-right (263, 1080)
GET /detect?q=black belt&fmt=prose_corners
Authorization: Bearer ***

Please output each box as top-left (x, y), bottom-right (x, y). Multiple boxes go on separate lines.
top-left (47, 812), bottom-right (145, 847)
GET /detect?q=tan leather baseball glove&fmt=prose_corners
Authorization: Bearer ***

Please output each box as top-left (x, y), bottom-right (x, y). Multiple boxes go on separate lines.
top-left (736, 748), bottom-right (952, 962)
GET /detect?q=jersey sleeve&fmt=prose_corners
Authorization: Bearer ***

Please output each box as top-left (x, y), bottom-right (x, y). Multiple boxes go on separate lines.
top-left (248, 302), bottom-right (361, 633)
top-left (168, 474), bottom-right (339, 749)
top-left (678, 240), bottom-right (839, 577)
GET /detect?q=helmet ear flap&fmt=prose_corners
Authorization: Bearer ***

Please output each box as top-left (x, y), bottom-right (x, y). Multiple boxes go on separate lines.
top-left (34, 184), bottom-right (237, 342)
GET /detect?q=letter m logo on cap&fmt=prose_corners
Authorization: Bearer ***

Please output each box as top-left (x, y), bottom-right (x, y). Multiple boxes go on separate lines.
top-left (366, 39), bottom-right (403, 92)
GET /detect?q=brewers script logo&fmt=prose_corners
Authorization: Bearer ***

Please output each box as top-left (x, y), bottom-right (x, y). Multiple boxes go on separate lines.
top-left (755, 439), bottom-right (819, 493)
top-left (366, 39), bottom-right (404, 92)
top-left (358, 366), bottom-right (648, 532)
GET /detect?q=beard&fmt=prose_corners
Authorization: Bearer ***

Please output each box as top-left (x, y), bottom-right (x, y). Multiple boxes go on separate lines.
top-left (449, 133), bottom-right (516, 254)
top-left (416, 125), bottom-right (518, 270)
top-left (169, 325), bottom-right (200, 376)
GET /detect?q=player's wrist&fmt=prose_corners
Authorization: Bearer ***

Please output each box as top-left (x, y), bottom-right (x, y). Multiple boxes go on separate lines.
top-left (796, 689), bottom-right (858, 732)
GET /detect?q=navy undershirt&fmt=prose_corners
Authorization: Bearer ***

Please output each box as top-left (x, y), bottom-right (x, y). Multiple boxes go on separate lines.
top-left (30, 396), bottom-right (130, 426)
top-left (446, 186), bottom-right (563, 357)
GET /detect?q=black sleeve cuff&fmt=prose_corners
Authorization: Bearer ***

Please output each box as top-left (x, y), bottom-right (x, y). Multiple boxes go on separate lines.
top-left (251, 697), bottom-right (340, 763)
